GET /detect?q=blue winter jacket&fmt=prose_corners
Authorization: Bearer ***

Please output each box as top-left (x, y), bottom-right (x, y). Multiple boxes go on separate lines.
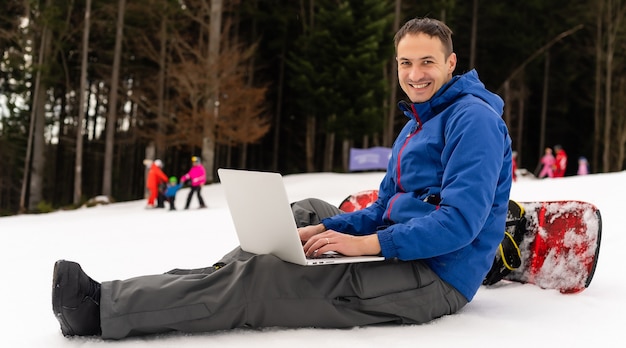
top-left (322, 70), bottom-right (512, 301)
top-left (164, 183), bottom-right (183, 198)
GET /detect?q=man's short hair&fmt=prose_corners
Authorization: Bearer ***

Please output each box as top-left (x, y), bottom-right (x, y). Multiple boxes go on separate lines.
top-left (394, 17), bottom-right (454, 58)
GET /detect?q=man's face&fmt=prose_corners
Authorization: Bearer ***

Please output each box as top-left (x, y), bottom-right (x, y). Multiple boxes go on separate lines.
top-left (396, 33), bottom-right (457, 103)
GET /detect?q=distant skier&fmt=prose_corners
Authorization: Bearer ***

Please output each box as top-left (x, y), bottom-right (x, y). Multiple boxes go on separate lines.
top-left (553, 145), bottom-right (568, 178)
top-left (146, 159), bottom-right (168, 208)
top-left (538, 147), bottom-right (555, 179)
top-left (163, 176), bottom-right (183, 210)
top-left (577, 156), bottom-right (589, 175)
top-left (180, 156), bottom-right (207, 209)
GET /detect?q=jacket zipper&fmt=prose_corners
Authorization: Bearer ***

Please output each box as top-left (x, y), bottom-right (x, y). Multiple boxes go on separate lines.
top-left (387, 105), bottom-right (422, 221)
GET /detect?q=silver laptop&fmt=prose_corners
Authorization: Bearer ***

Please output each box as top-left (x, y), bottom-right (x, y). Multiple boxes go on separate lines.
top-left (217, 168), bottom-right (385, 266)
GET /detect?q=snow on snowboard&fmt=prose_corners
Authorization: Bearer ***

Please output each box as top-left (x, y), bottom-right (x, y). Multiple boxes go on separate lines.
top-left (338, 190), bottom-right (602, 294)
top-left (502, 200), bottom-right (601, 293)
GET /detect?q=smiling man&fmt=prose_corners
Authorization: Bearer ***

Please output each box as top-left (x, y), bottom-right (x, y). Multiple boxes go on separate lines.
top-left (396, 26), bottom-right (456, 103)
top-left (52, 17), bottom-right (512, 340)
top-left (300, 16), bottom-right (512, 324)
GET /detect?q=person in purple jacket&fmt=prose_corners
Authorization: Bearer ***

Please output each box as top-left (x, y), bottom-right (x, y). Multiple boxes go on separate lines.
top-left (51, 17), bottom-right (511, 340)
top-left (180, 156), bottom-right (207, 209)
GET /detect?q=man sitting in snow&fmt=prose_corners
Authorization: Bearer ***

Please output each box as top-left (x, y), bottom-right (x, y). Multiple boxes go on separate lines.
top-left (52, 17), bottom-right (512, 340)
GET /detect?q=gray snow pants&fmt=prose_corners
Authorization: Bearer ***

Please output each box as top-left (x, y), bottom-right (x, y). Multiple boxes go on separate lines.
top-left (99, 198), bottom-right (467, 339)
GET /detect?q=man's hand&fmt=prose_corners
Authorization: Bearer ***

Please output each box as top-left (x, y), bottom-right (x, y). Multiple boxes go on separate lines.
top-left (298, 224), bottom-right (326, 242)
top-left (302, 230), bottom-right (382, 258)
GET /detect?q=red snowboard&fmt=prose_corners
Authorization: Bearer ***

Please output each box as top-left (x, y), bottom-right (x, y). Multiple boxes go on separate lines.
top-left (505, 201), bottom-right (602, 294)
top-left (338, 190), bottom-right (602, 294)
top-left (339, 190), bottom-right (379, 212)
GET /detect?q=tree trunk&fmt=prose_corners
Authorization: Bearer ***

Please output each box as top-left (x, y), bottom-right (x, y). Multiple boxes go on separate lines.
top-left (22, 1), bottom-right (53, 212)
top-left (323, 125), bottom-right (335, 172)
top-left (102, 0), bottom-right (126, 197)
top-left (385, 0), bottom-right (402, 147)
top-left (29, 82), bottom-right (47, 211)
top-left (272, 42), bottom-right (286, 171)
top-left (617, 77), bottom-right (626, 169)
top-left (241, 1), bottom-right (255, 170)
top-left (593, 0), bottom-right (604, 174)
top-left (539, 51), bottom-right (549, 159)
top-left (518, 81), bottom-right (525, 160)
top-left (602, 0), bottom-right (617, 172)
top-left (202, 0), bottom-right (222, 183)
top-left (342, 138), bottom-right (351, 172)
top-left (604, 0), bottom-right (625, 171)
top-left (323, 115), bottom-right (336, 172)
top-left (516, 82), bottom-right (525, 165)
top-left (156, 15), bottom-right (167, 157)
top-left (74, 0), bottom-right (92, 205)
top-left (469, 0), bottom-right (478, 69)
top-left (239, 144), bottom-right (247, 168)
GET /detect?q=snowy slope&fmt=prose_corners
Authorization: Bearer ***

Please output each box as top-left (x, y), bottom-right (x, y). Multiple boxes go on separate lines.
top-left (0, 170), bottom-right (623, 347)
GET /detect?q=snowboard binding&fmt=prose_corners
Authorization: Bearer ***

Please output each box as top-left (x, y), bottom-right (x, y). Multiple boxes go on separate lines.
top-left (483, 200), bottom-right (528, 286)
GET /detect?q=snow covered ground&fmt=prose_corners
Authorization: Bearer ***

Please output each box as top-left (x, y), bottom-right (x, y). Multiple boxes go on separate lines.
top-left (0, 170), bottom-right (623, 347)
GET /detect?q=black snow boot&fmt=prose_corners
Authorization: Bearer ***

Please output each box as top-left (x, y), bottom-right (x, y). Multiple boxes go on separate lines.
top-left (52, 260), bottom-right (102, 336)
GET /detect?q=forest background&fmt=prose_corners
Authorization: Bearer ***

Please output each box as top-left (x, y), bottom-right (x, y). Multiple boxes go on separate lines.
top-left (0, 0), bottom-right (624, 216)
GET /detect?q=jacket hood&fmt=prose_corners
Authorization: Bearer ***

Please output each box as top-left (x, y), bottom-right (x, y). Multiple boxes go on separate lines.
top-left (398, 69), bottom-right (504, 122)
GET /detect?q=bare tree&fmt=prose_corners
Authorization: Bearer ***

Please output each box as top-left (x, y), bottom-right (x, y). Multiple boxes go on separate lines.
top-left (616, 77), bottom-right (626, 168)
top-left (22, 0), bottom-right (53, 212)
top-left (469, 0), bottom-right (478, 69)
top-left (167, 39), bottom-right (269, 147)
top-left (201, 0), bottom-right (223, 182)
top-left (160, 4), bottom-right (269, 163)
top-left (102, 0), bottom-right (126, 197)
top-left (497, 25), bottom-right (583, 168)
top-left (304, 0), bottom-right (316, 173)
top-left (384, 0), bottom-right (402, 147)
top-left (271, 2), bottom-right (287, 171)
top-left (156, 16), bottom-right (168, 156)
top-left (539, 51), bottom-right (550, 161)
top-left (74, 0), bottom-right (92, 205)
top-left (601, 0), bottom-right (626, 172)
top-left (592, 0), bottom-right (604, 174)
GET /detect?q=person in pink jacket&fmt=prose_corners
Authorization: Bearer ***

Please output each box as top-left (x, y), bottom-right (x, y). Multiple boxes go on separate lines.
top-left (180, 156), bottom-right (207, 209)
top-left (538, 147), bottom-right (555, 178)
